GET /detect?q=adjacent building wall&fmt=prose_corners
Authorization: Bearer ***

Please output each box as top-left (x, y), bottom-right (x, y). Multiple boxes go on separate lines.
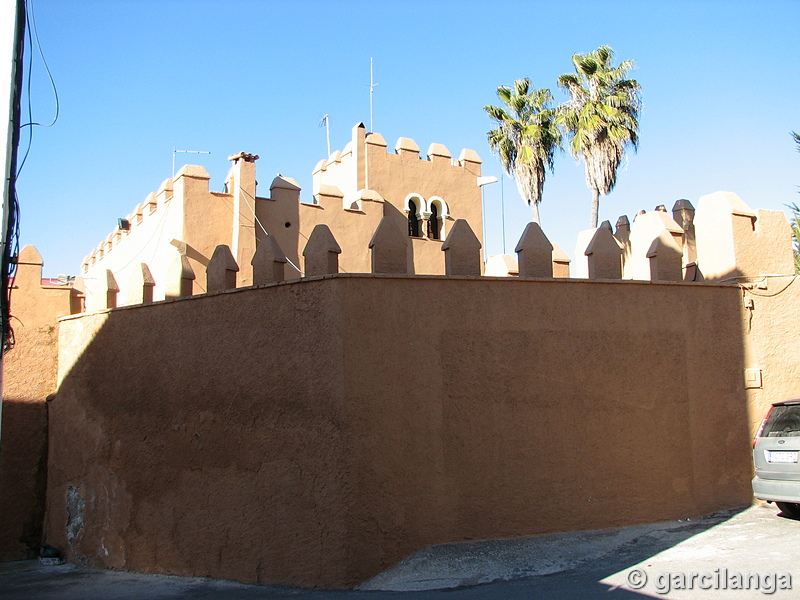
top-left (0, 246), bottom-right (75, 560)
top-left (46, 274), bottom-right (752, 588)
top-left (741, 278), bottom-right (800, 433)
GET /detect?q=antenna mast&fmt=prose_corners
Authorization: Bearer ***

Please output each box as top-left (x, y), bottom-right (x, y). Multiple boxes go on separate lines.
top-left (319, 114), bottom-right (331, 156)
top-left (368, 57), bottom-right (378, 132)
top-left (172, 148), bottom-right (211, 178)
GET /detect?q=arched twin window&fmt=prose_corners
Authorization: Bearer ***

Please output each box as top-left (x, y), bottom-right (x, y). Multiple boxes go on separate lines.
top-left (407, 199), bottom-right (420, 237)
top-left (404, 194), bottom-right (448, 240)
top-left (427, 203), bottom-right (439, 239)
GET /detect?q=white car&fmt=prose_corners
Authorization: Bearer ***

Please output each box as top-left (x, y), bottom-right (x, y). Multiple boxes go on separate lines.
top-left (752, 399), bottom-right (800, 518)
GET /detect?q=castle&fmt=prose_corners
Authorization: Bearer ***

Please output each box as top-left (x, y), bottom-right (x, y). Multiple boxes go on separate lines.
top-left (1, 122), bottom-right (799, 588)
top-left (76, 123), bottom-right (483, 309)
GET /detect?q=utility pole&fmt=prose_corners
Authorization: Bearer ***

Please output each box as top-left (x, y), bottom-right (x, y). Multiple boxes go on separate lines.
top-left (0, 0), bottom-right (26, 449)
top-left (501, 172), bottom-right (506, 254)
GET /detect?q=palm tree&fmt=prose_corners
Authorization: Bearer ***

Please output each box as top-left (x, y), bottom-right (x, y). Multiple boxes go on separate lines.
top-left (557, 46), bottom-right (641, 228)
top-left (485, 79), bottom-right (561, 224)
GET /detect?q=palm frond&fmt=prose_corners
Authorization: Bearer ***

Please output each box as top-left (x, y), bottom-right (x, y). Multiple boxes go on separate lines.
top-left (485, 104), bottom-right (510, 123)
top-left (785, 202), bottom-right (800, 273)
top-left (514, 78), bottom-right (531, 97)
top-left (483, 78), bottom-right (563, 219)
top-left (496, 86), bottom-right (513, 105)
top-left (557, 45), bottom-right (641, 226)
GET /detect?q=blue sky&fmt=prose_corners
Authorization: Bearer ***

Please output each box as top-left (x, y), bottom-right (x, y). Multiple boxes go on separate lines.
top-left (16, 0), bottom-right (800, 276)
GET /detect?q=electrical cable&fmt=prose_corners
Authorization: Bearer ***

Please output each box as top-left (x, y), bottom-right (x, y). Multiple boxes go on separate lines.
top-left (236, 185), bottom-right (309, 276)
top-left (15, 0), bottom-right (60, 177)
top-left (14, 2), bottom-right (33, 178)
top-left (111, 196), bottom-right (174, 275)
top-left (4, 0), bottom-right (59, 353)
top-left (738, 275), bottom-right (797, 298)
top-left (19, 0), bottom-right (58, 130)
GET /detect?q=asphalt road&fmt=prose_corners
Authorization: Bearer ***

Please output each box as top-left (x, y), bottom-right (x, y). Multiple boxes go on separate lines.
top-left (1, 502), bottom-right (797, 600)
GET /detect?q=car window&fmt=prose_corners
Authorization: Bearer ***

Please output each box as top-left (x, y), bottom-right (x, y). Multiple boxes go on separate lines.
top-left (762, 405), bottom-right (800, 437)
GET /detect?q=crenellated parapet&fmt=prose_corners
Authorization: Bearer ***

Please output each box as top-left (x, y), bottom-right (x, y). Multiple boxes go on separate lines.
top-left (312, 123), bottom-right (483, 189)
top-left (72, 121), bottom-right (493, 311)
top-left (311, 123), bottom-right (483, 248)
top-left (79, 158), bottom-right (257, 310)
top-left (70, 108), bottom-right (795, 322)
top-left (615, 192), bottom-right (793, 283)
top-left (485, 192), bottom-right (792, 286)
top-left (74, 188), bottom-right (797, 317)
top-left (81, 173), bottom-right (184, 278)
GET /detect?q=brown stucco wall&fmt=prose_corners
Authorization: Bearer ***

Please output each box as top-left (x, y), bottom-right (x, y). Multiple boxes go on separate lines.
top-left (45, 275), bottom-right (753, 587)
top-left (0, 248), bottom-right (74, 560)
top-left (336, 276), bottom-right (751, 568)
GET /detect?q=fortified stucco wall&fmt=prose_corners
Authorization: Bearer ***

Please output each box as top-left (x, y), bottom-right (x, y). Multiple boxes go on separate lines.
top-left (46, 274), bottom-right (752, 587)
top-left (0, 247), bottom-right (75, 560)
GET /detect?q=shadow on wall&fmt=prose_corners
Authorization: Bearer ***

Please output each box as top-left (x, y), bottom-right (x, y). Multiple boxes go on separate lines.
top-left (383, 202), bottom-right (415, 274)
top-left (43, 274), bottom-right (754, 588)
top-left (45, 281), bottom-right (351, 585)
top-left (0, 399), bottom-right (48, 560)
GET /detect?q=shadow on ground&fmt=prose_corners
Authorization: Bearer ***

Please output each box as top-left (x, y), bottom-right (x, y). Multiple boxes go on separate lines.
top-left (0, 506), bottom-right (755, 600)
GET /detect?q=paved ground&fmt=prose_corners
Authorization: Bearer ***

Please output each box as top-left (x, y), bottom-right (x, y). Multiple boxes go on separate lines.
top-left (1, 502), bottom-right (797, 599)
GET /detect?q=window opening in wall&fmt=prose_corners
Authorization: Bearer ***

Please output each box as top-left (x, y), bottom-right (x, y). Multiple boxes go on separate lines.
top-left (408, 200), bottom-right (420, 237)
top-left (427, 203), bottom-right (440, 240)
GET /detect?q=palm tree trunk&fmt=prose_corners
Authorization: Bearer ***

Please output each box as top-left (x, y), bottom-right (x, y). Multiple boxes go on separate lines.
top-left (530, 201), bottom-right (540, 225)
top-left (590, 188), bottom-right (600, 228)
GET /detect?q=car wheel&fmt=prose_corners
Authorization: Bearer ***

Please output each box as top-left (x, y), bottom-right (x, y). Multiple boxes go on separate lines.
top-left (776, 502), bottom-right (800, 519)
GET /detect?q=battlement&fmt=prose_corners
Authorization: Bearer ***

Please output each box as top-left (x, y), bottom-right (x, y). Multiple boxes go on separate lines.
top-left (80, 168), bottom-right (202, 275)
top-left (68, 186), bottom-right (794, 318)
top-left (313, 124), bottom-right (481, 176)
top-left (78, 123), bottom-right (487, 309)
top-left (78, 157), bottom-right (256, 309)
top-left (569, 191), bottom-right (794, 283)
top-left (71, 116), bottom-right (794, 316)
top-left (312, 123), bottom-right (482, 208)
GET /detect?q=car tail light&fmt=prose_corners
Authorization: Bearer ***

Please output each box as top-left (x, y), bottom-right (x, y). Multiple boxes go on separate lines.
top-left (754, 406), bottom-right (774, 448)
